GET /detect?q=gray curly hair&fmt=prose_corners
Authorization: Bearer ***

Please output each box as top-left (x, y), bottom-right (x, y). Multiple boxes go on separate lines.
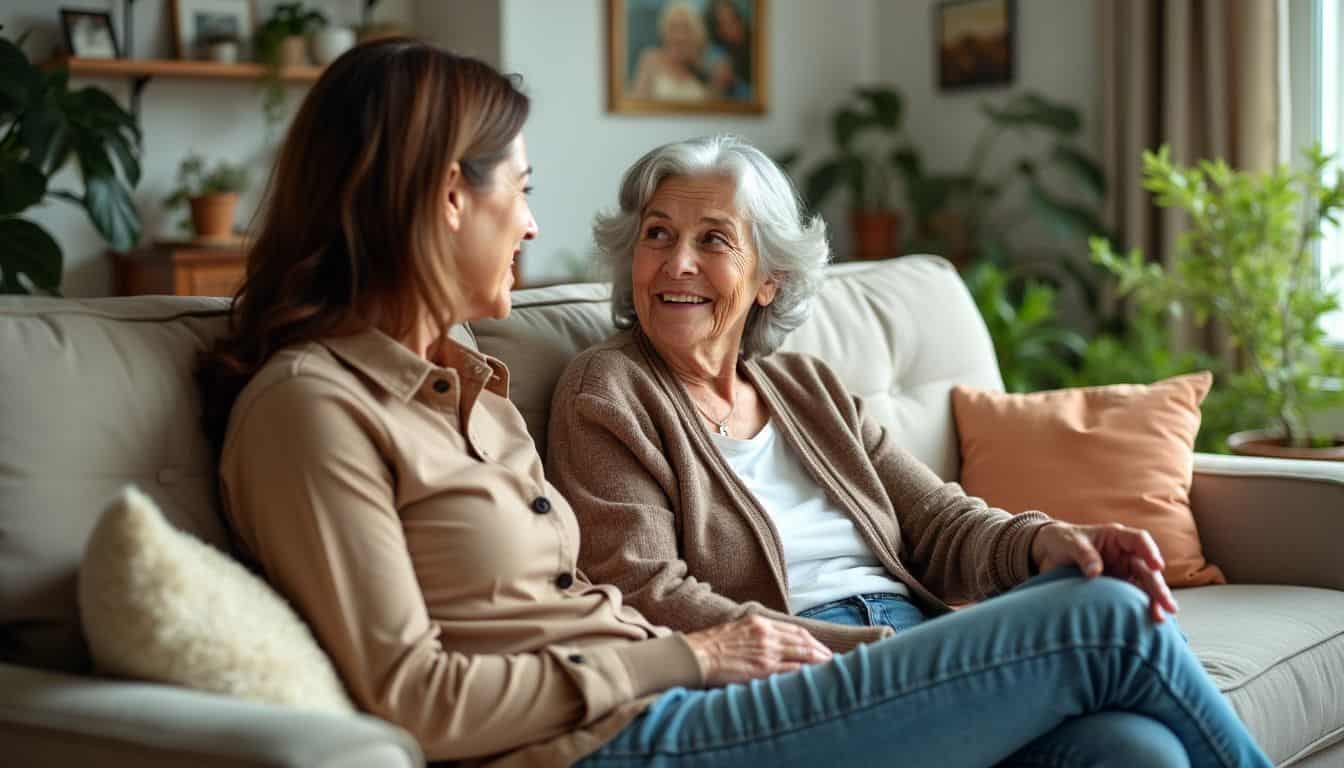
top-left (593, 135), bottom-right (830, 358)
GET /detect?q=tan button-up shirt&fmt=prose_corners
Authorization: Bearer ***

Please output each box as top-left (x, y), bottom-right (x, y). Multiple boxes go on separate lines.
top-left (219, 329), bottom-right (703, 767)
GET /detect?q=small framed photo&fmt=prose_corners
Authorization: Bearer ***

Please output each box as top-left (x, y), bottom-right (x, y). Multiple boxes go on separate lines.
top-left (936, 0), bottom-right (1015, 91)
top-left (170, 0), bottom-right (258, 60)
top-left (60, 9), bottom-right (120, 59)
top-left (608, 0), bottom-right (767, 116)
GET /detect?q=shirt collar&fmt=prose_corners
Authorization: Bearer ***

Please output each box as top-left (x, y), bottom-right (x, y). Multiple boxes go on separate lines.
top-left (321, 329), bottom-right (510, 402)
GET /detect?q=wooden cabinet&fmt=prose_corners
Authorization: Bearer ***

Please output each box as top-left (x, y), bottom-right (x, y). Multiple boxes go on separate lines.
top-left (110, 241), bottom-right (245, 297)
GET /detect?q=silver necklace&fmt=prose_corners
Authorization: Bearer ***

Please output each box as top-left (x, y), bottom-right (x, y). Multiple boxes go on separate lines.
top-left (690, 384), bottom-right (737, 437)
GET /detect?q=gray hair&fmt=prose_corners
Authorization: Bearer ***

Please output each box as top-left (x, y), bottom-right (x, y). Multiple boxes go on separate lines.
top-left (593, 135), bottom-right (830, 357)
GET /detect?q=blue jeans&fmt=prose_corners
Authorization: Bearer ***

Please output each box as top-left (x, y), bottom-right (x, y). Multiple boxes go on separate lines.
top-left (579, 568), bottom-right (1270, 768)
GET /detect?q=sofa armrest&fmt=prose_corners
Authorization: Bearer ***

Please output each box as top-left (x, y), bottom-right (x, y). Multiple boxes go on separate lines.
top-left (1189, 452), bottom-right (1344, 591)
top-left (0, 662), bottom-right (424, 768)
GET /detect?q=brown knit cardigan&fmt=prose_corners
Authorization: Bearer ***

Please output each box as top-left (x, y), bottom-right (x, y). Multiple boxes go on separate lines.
top-left (546, 330), bottom-right (1052, 652)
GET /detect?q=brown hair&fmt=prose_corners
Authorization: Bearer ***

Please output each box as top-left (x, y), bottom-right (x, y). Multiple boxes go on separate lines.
top-left (198, 39), bottom-right (529, 453)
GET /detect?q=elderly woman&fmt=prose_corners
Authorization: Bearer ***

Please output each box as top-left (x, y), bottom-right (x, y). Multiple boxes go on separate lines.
top-left (547, 135), bottom-right (1270, 766)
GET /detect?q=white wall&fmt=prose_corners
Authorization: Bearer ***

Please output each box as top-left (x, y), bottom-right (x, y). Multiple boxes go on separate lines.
top-left (877, 0), bottom-right (1101, 256)
top-left (498, 0), bottom-right (882, 283)
top-left (7, 0), bottom-right (1098, 294)
top-left (2, 0), bottom-right (410, 297)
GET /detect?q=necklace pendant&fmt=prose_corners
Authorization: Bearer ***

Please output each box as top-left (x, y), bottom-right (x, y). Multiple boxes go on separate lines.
top-left (717, 422), bottom-right (729, 437)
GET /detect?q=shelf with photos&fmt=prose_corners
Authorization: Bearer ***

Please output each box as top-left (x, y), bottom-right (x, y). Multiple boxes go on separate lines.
top-left (41, 56), bottom-right (323, 83)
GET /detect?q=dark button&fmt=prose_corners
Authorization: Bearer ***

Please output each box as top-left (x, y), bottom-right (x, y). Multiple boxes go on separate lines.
top-left (567, 654), bottom-right (585, 664)
top-left (531, 496), bottom-right (552, 514)
top-left (432, 379), bottom-right (450, 393)
top-left (554, 573), bottom-right (574, 589)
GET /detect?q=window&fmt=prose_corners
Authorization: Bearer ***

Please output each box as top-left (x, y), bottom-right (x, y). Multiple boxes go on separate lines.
top-left (1305, 0), bottom-right (1344, 339)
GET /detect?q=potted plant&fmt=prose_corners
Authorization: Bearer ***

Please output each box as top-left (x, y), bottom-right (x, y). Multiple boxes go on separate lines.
top-left (0, 31), bottom-right (142, 294)
top-left (202, 32), bottom-right (241, 63)
top-left (1091, 145), bottom-right (1344, 458)
top-left (163, 154), bottom-right (248, 240)
top-left (894, 91), bottom-right (1106, 273)
top-left (781, 87), bottom-right (907, 261)
top-left (256, 2), bottom-right (327, 125)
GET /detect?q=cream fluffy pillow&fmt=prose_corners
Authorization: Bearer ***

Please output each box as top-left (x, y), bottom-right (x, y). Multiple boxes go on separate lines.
top-left (78, 486), bottom-right (355, 713)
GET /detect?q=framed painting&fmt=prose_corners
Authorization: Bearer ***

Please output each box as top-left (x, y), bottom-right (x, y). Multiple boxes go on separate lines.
top-left (170, 0), bottom-right (258, 60)
top-left (608, 0), bottom-right (767, 115)
top-left (60, 9), bottom-right (120, 59)
top-left (936, 0), bottom-right (1014, 91)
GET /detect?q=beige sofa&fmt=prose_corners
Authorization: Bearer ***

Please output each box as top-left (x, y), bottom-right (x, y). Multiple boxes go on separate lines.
top-left (2, 255), bottom-right (1342, 767)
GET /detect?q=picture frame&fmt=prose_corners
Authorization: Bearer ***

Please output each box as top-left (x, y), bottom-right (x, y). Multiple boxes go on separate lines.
top-left (936, 0), bottom-right (1015, 91)
top-left (170, 0), bottom-right (258, 60)
top-left (60, 9), bottom-right (120, 60)
top-left (608, 0), bottom-right (767, 115)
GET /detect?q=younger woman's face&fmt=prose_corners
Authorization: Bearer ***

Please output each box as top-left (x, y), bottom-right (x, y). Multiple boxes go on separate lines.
top-left (450, 135), bottom-right (538, 321)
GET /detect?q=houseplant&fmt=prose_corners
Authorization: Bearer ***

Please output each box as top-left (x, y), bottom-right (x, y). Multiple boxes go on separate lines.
top-left (895, 91), bottom-right (1107, 276)
top-left (965, 260), bottom-right (1087, 393)
top-left (1091, 144), bottom-right (1344, 457)
top-left (0, 31), bottom-right (142, 294)
top-left (163, 153), bottom-right (248, 240)
top-left (256, 3), bottom-right (328, 125)
top-left (782, 86), bottom-right (908, 260)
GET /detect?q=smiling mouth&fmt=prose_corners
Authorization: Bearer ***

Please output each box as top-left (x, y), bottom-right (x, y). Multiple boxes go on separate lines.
top-left (658, 292), bottom-right (711, 305)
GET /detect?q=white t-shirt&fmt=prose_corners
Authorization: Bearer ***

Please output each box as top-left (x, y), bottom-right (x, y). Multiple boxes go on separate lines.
top-left (711, 420), bottom-right (910, 613)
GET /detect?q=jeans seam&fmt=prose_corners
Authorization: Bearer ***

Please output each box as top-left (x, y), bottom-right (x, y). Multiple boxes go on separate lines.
top-left (592, 640), bottom-right (1239, 766)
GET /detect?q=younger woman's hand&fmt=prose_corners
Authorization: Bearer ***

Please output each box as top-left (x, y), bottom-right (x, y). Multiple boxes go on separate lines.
top-left (685, 615), bottom-right (832, 686)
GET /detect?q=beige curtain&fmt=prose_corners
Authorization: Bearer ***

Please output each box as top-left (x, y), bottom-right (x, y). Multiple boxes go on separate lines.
top-left (1098, 0), bottom-right (1280, 351)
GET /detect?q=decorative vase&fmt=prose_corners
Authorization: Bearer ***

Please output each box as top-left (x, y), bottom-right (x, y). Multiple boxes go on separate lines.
top-left (851, 210), bottom-right (902, 261)
top-left (1227, 428), bottom-right (1344, 461)
top-left (310, 26), bottom-right (355, 65)
top-left (278, 35), bottom-right (308, 67)
top-left (205, 41), bottom-right (239, 63)
top-left (189, 193), bottom-right (239, 240)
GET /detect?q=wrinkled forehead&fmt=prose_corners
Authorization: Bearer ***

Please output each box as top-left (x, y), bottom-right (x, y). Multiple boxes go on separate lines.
top-left (644, 173), bottom-right (744, 223)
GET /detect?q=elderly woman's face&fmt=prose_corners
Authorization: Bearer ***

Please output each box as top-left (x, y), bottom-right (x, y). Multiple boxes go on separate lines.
top-left (632, 174), bottom-right (776, 360)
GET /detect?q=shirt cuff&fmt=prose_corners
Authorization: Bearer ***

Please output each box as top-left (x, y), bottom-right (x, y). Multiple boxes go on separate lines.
top-left (554, 635), bottom-right (704, 726)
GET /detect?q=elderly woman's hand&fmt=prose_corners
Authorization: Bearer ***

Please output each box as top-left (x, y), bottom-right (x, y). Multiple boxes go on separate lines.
top-left (1030, 521), bottom-right (1179, 622)
top-left (685, 615), bottom-right (832, 686)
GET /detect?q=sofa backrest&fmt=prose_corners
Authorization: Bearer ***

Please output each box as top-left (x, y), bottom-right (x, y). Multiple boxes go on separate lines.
top-left (0, 254), bottom-right (1000, 673)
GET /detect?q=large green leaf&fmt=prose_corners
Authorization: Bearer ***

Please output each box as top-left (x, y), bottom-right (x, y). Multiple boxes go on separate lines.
top-left (19, 101), bottom-right (70, 174)
top-left (83, 174), bottom-right (139, 250)
top-left (803, 159), bottom-right (847, 212)
top-left (1051, 144), bottom-right (1106, 199)
top-left (1028, 181), bottom-right (1106, 240)
top-left (982, 92), bottom-right (1081, 135)
top-left (71, 85), bottom-right (140, 140)
top-left (0, 158), bottom-right (45, 214)
top-left (0, 37), bottom-right (38, 113)
top-left (0, 216), bottom-right (62, 293)
top-left (105, 129), bottom-right (141, 186)
top-left (832, 107), bottom-right (869, 151)
top-left (856, 87), bottom-right (902, 130)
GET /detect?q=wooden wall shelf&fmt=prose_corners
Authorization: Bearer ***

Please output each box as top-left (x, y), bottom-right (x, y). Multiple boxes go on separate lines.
top-left (44, 56), bottom-right (323, 83)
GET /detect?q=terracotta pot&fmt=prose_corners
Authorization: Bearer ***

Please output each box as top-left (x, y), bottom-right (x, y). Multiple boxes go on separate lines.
top-left (279, 35), bottom-right (308, 67)
top-left (1227, 429), bottom-right (1344, 461)
top-left (189, 193), bottom-right (239, 239)
top-left (851, 210), bottom-right (901, 261)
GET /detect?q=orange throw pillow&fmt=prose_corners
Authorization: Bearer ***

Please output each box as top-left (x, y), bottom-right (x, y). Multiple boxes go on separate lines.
top-left (951, 372), bottom-right (1225, 588)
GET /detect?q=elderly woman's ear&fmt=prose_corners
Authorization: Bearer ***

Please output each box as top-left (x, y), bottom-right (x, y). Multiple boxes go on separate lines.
top-left (755, 275), bottom-right (779, 307)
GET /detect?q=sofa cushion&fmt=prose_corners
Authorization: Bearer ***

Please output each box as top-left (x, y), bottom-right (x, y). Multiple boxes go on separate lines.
top-left (475, 256), bottom-right (1001, 480)
top-left (950, 373), bottom-right (1225, 588)
top-left (79, 486), bottom-right (355, 713)
top-left (1177, 584), bottom-right (1344, 764)
top-left (0, 294), bottom-right (476, 672)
